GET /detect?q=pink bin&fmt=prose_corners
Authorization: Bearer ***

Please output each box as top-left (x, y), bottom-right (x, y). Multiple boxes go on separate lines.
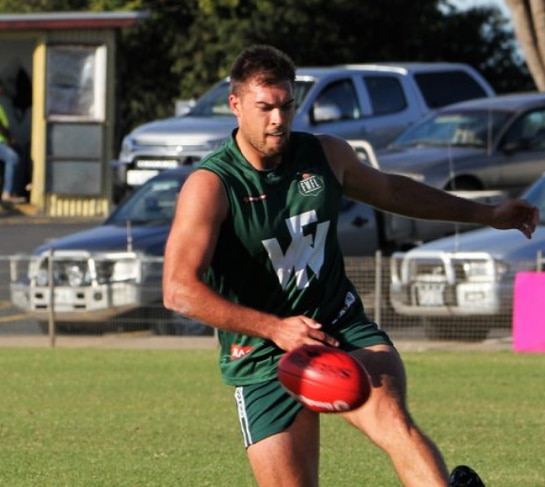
top-left (512, 272), bottom-right (545, 353)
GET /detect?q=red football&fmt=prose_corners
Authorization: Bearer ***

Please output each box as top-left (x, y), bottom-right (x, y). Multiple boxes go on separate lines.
top-left (277, 344), bottom-right (371, 413)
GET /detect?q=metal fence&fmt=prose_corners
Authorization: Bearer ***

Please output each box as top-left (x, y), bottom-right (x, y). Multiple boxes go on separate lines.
top-left (0, 252), bottom-right (520, 348)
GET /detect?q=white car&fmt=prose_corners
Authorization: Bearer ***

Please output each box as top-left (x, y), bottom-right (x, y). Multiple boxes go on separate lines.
top-left (390, 173), bottom-right (545, 340)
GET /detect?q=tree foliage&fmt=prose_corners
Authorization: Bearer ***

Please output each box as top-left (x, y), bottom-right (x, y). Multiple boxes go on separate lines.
top-left (115, 0), bottom-right (532, 136)
top-left (0, 0), bottom-right (535, 146)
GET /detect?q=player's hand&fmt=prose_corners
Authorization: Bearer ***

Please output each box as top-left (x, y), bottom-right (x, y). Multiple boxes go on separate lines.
top-left (271, 315), bottom-right (339, 351)
top-left (491, 199), bottom-right (539, 239)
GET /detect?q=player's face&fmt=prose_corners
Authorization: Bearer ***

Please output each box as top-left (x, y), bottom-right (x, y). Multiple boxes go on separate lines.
top-left (229, 78), bottom-right (295, 168)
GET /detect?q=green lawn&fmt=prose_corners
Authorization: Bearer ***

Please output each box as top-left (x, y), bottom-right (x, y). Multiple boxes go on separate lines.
top-left (0, 348), bottom-right (544, 486)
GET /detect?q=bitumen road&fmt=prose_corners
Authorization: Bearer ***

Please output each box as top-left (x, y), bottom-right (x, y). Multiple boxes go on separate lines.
top-left (0, 201), bottom-right (102, 254)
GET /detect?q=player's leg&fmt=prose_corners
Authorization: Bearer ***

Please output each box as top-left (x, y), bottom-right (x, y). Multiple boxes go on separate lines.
top-left (341, 344), bottom-right (450, 487)
top-left (247, 408), bottom-right (319, 487)
top-left (234, 382), bottom-right (320, 487)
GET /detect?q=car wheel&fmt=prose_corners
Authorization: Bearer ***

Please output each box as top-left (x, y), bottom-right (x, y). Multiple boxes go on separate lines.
top-left (445, 177), bottom-right (482, 192)
top-left (37, 320), bottom-right (102, 334)
top-left (151, 319), bottom-right (176, 335)
top-left (422, 317), bottom-right (490, 341)
top-left (38, 321), bottom-right (50, 334)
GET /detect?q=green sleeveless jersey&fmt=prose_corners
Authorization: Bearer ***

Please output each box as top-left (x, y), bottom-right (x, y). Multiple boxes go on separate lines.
top-left (199, 131), bottom-right (365, 386)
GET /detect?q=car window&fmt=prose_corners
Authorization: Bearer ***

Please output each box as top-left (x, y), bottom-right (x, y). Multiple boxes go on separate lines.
top-left (109, 177), bottom-right (182, 224)
top-left (502, 109), bottom-right (545, 149)
top-left (313, 79), bottom-right (361, 122)
top-left (393, 109), bottom-right (510, 148)
top-left (189, 79), bottom-right (315, 117)
top-left (414, 71), bottom-right (489, 108)
top-left (293, 80), bottom-right (314, 107)
top-left (363, 75), bottom-right (407, 115)
top-left (190, 81), bottom-right (232, 116)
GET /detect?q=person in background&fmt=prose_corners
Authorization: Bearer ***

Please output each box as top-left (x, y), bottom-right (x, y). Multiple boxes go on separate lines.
top-left (163, 44), bottom-right (538, 487)
top-left (0, 79), bottom-right (24, 204)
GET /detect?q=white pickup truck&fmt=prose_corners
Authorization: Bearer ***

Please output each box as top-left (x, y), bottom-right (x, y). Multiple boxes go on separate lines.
top-left (112, 63), bottom-right (494, 201)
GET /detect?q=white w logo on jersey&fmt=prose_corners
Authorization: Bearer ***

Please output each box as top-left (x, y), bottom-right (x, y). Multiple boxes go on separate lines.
top-left (262, 210), bottom-right (329, 289)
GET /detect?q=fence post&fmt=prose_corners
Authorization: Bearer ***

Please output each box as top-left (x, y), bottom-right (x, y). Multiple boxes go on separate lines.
top-left (374, 250), bottom-right (382, 324)
top-left (47, 249), bottom-right (56, 348)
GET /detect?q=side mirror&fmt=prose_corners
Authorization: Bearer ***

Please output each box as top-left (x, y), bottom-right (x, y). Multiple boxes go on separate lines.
top-left (312, 102), bottom-right (342, 123)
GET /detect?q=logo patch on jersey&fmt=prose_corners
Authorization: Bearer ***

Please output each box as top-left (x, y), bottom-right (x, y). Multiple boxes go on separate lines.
top-left (262, 210), bottom-right (329, 290)
top-left (297, 172), bottom-right (324, 197)
top-left (231, 344), bottom-right (254, 360)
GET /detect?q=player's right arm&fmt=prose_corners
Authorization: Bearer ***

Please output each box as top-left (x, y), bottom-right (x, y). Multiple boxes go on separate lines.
top-left (162, 169), bottom-right (338, 351)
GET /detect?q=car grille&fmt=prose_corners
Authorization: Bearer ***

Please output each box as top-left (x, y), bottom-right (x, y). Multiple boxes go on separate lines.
top-left (133, 156), bottom-right (199, 170)
top-left (398, 252), bottom-right (499, 307)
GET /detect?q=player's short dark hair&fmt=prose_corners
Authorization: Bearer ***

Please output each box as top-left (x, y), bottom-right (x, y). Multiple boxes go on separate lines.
top-left (229, 44), bottom-right (296, 95)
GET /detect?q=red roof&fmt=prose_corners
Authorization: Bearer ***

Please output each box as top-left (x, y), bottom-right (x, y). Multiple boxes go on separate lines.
top-left (0, 11), bottom-right (149, 30)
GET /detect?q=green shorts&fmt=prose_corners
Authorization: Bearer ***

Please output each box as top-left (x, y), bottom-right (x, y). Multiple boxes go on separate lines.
top-left (234, 318), bottom-right (393, 447)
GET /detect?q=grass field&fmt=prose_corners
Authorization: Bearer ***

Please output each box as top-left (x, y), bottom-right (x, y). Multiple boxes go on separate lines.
top-left (1, 348), bottom-right (544, 486)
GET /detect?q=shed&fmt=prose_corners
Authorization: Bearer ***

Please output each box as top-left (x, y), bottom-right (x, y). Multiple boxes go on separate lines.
top-left (0, 11), bottom-right (149, 216)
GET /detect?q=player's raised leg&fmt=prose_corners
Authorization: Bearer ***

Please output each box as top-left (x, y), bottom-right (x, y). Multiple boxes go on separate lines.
top-left (341, 344), bottom-right (450, 487)
top-left (246, 408), bottom-right (320, 487)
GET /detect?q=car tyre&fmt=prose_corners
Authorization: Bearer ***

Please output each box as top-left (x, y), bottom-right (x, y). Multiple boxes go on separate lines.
top-left (422, 317), bottom-right (490, 341)
top-left (37, 320), bottom-right (102, 335)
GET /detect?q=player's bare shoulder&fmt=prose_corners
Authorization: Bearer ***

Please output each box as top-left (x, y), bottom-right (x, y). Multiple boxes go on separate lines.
top-left (316, 133), bottom-right (353, 155)
top-left (316, 133), bottom-right (367, 183)
top-left (176, 168), bottom-right (228, 221)
top-left (183, 168), bottom-right (225, 199)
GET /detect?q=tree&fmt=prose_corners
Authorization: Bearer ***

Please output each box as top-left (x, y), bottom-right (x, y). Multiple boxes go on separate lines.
top-left (0, 0), bottom-right (533, 139)
top-left (111, 0), bottom-right (533, 141)
top-left (506, 0), bottom-right (545, 90)
top-left (438, 2), bottom-right (534, 93)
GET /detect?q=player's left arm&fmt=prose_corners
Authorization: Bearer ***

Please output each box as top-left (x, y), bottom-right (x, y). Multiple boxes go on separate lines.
top-left (317, 134), bottom-right (539, 239)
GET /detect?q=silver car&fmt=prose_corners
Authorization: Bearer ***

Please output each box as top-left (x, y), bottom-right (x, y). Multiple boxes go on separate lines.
top-left (376, 92), bottom-right (545, 198)
top-left (114, 63), bottom-right (494, 199)
top-left (390, 171), bottom-right (545, 340)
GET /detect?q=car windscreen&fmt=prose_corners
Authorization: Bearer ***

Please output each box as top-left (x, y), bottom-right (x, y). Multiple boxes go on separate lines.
top-left (188, 79), bottom-right (315, 117)
top-left (391, 109), bottom-right (511, 149)
top-left (107, 176), bottom-right (183, 225)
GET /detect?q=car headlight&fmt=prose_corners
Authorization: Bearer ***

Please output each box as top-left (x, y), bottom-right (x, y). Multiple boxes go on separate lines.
top-left (119, 136), bottom-right (135, 163)
top-left (29, 253), bottom-right (142, 287)
top-left (35, 267), bottom-right (48, 287)
top-left (112, 260), bottom-right (139, 281)
top-left (95, 259), bottom-right (139, 283)
top-left (65, 263), bottom-right (88, 287)
top-left (34, 260), bottom-right (91, 287)
top-left (462, 259), bottom-right (509, 281)
top-left (462, 260), bottom-right (489, 280)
